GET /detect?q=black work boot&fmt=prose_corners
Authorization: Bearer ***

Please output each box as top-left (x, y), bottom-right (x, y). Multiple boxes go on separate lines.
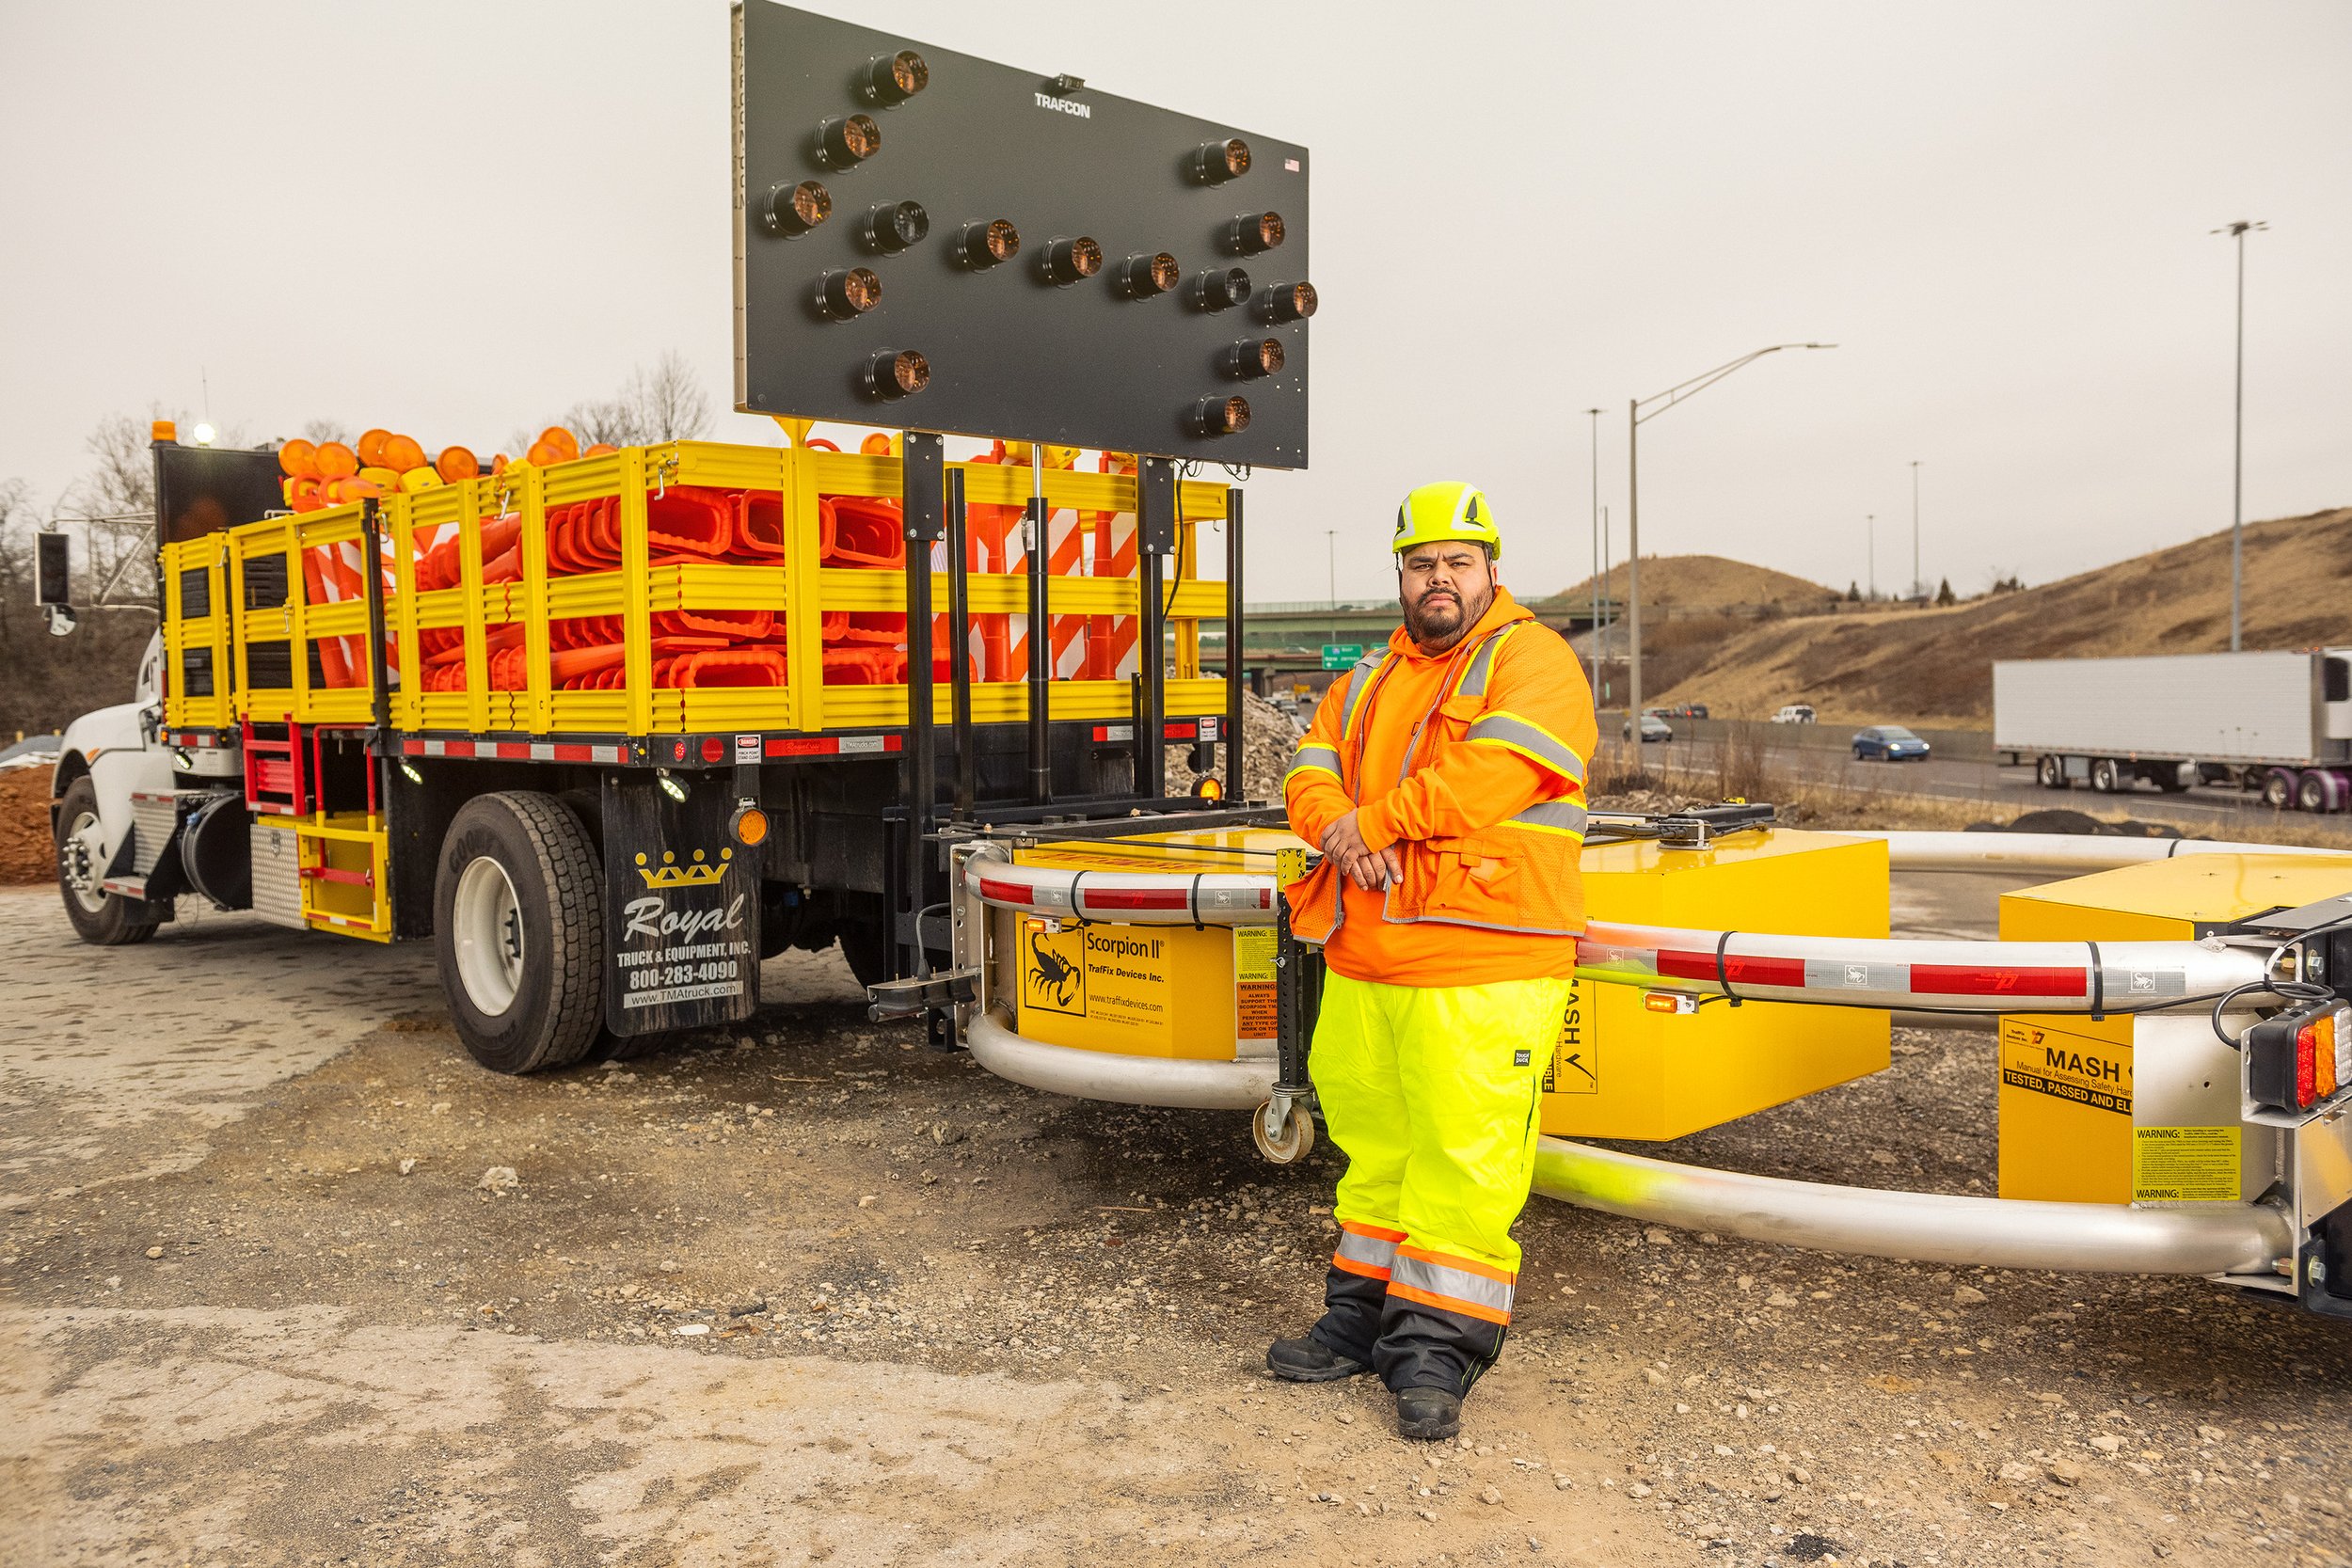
top-left (1266, 1334), bottom-right (1371, 1383)
top-left (1394, 1386), bottom-right (1463, 1441)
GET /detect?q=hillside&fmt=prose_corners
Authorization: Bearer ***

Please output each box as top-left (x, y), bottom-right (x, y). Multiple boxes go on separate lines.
top-left (1555, 553), bottom-right (1838, 609)
top-left (1640, 506), bottom-right (2352, 725)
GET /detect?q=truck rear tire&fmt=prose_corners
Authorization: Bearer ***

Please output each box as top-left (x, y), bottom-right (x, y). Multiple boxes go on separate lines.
top-left (434, 791), bottom-right (606, 1074)
top-left (2297, 771), bottom-right (2333, 814)
top-left (54, 776), bottom-right (160, 946)
top-left (2036, 754), bottom-right (2068, 790)
top-left (2264, 770), bottom-right (2295, 811)
top-left (2089, 758), bottom-right (2122, 793)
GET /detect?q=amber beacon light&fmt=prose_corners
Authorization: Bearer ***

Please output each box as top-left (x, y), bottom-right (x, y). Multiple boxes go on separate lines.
top-left (1255, 281), bottom-right (1318, 325)
top-left (958, 218), bottom-right (1021, 268)
top-left (766, 180), bottom-right (832, 236)
top-left (815, 267), bottom-right (883, 320)
top-left (863, 349), bottom-right (931, 400)
top-left (1187, 136), bottom-right (1250, 184)
top-left (1040, 235), bottom-right (1103, 285)
top-left (1220, 337), bottom-right (1284, 379)
top-left (1116, 251), bottom-right (1181, 298)
top-left (1188, 394), bottom-right (1251, 436)
top-left (816, 113), bottom-right (882, 168)
top-left (862, 49), bottom-right (929, 104)
top-left (1222, 211), bottom-right (1284, 255)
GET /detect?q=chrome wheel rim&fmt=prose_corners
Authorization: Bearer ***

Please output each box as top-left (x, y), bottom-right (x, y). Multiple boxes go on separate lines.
top-left (58, 808), bottom-right (106, 914)
top-left (453, 856), bottom-right (524, 1016)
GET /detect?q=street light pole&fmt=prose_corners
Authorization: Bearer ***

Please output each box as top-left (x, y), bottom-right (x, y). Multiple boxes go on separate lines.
top-left (1627, 343), bottom-right (1836, 723)
top-left (1326, 528), bottom-right (1337, 649)
top-left (1585, 407), bottom-right (1603, 697)
top-left (1910, 459), bottom-right (1921, 601)
top-left (1867, 515), bottom-right (1875, 599)
top-left (2213, 219), bottom-right (2266, 652)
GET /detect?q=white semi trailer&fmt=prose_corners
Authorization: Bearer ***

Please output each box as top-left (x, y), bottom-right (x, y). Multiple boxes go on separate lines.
top-left (1995, 649), bottom-right (2352, 810)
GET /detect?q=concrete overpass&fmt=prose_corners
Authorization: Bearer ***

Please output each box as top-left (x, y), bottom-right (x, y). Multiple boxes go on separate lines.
top-left (1196, 594), bottom-right (1620, 683)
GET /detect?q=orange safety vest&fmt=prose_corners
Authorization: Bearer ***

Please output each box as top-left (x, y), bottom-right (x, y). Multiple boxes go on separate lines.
top-left (1282, 591), bottom-right (1596, 987)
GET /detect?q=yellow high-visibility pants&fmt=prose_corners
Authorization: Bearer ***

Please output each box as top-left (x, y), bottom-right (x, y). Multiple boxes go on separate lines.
top-left (1306, 970), bottom-right (1571, 1392)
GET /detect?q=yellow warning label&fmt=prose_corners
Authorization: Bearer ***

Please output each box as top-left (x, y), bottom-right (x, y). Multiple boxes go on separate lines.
top-left (1545, 977), bottom-right (1597, 1095)
top-left (1999, 1019), bottom-right (2131, 1115)
top-left (1233, 926), bottom-right (1276, 1042)
top-left (2133, 1125), bottom-right (2239, 1203)
top-left (1022, 921), bottom-right (1089, 1019)
top-left (1021, 918), bottom-right (1176, 1050)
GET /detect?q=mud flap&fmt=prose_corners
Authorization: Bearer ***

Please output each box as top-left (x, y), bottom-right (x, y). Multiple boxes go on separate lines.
top-left (601, 774), bottom-right (760, 1037)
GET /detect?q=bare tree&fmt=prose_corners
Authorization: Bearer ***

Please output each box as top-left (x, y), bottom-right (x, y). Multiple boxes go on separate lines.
top-left (523, 350), bottom-right (716, 453)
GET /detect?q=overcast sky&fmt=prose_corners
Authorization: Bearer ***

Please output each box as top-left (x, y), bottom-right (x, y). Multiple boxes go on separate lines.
top-left (3, 1), bottom-right (2344, 604)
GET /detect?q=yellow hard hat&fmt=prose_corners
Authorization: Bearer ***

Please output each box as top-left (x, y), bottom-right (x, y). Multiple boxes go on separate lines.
top-left (1391, 481), bottom-right (1502, 561)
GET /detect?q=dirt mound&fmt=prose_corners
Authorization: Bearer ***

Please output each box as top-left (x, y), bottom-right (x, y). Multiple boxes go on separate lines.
top-left (0, 768), bottom-right (53, 884)
top-left (1645, 505), bottom-right (2352, 725)
top-left (1168, 689), bottom-right (1302, 802)
top-left (1556, 552), bottom-right (1838, 609)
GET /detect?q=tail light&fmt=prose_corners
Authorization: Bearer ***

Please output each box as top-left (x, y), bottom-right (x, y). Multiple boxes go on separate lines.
top-left (859, 199), bottom-right (929, 254)
top-left (1255, 281), bottom-right (1319, 325)
top-left (2249, 1000), bottom-right (2348, 1113)
top-left (1219, 337), bottom-right (1284, 379)
top-left (1222, 211), bottom-right (1285, 255)
top-left (863, 348), bottom-right (930, 400)
top-left (1116, 251), bottom-right (1181, 298)
top-left (816, 113), bottom-right (882, 168)
top-left (862, 49), bottom-right (929, 104)
top-left (1188, 395), bottom-right (1250, 437)
top-left (814, 267), bottom-right (882, 321)
top-left (1184, 267), bottom-right (1250, 312)
top-left (766, 180), bottom-right (831, 235)
top-left (1187, 136), bottom-right (1251, 184)
top-left (959, 218), bottom-right (1020, 268)
top-left (1040, 235), bottom-right (1102, 285)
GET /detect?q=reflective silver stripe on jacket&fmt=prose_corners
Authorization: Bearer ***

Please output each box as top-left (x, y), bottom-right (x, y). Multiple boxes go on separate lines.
top-left (1455, 625), bottom-right (1516, 698)
top-left (1465, 711), bottom-right (1585, 781)
top-left (1390, 1252), bottom-right (1515, 1318)
top-left (1338, 652), bottom-right (1389, 736)
top-left (1334, 1227), bottom-right (1401, 1277)
top-left (1284, 742), bottom-right (1342, 783)
top-left (1506, 800), bottom-right (1588, 836)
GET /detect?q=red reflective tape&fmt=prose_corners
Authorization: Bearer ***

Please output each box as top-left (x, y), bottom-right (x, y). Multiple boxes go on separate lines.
top-left (1081, 887), bottom-right (1190, 910)
top-left (550, 744), bottom-right (593, 762)
top-left (1911, 964), bottom-right (2087, 998)
top-left (884, 735), bottom-right (902, 752)
top-left (402, 739), bottom-right (426, 756)
top-left (446, 741), bottom-right (476, 758)
top-left (977, 877), bottom-right (1035, 905)
top-left (1163, 721), bottom-right (1197, 740)
top-left (498, 742), bottom-right (530, 759)
top-left (1654, 950), bottom-right (1805, 989)
top-left (767, 737), bottom-right (835, 757)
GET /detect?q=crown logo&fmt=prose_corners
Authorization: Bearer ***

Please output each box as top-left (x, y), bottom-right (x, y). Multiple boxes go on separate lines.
top-left (635, 847), bottom-right (733, 888)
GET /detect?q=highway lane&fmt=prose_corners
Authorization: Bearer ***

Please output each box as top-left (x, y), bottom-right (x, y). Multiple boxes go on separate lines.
top-left (1613, 727), bottom-right (2312, 832)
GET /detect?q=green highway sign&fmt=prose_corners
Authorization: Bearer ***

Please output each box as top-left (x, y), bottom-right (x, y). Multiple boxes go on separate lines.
top-left (1321, 643), bottom-right (1365, 671)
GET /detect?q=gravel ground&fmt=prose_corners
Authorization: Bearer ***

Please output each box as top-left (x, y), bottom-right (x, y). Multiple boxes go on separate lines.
top-left (6, 877), bottom-right (2352, 1567)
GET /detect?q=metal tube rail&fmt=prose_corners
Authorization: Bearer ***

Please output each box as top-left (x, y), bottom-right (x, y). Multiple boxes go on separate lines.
top-left (965, 856), bottom-right (1277, 925)
top-left (1855, 830), bottom-right (2351, 873)
top-left (966, 1007), bottom-right (1273, 1109)
top-left (1531, 1137), bottom-right (2294, 1276)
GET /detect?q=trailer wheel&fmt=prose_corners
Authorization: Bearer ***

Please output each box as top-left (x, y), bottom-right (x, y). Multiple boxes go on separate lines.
top-left (2297, 772), bottom-right (2333, 814)
top-left (2263, 770), bottom-right (2295, 811)
top-left (54, 776), bottom-right (160, 946)
top-left (2089, 758), bottom-right (2122, 793)
top-left (2035, 754), bottom-right (2068, 790)
top-left (434, 791), bottom-right (605, 1074)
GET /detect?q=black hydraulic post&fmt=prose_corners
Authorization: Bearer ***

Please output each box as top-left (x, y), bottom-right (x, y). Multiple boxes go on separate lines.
top-left (358, 497), bottom-right (392, 733)
top-left (1135, 456), bottom-right (1176, 801)
top-left (1223, 487), bottom-right (1246, 798)
top-left (1025, 493), bottom-right (1052, 804)
top-left (946, 466), bottom-right (976, 819)
top-left (898, 433), bottom-right (946, 981)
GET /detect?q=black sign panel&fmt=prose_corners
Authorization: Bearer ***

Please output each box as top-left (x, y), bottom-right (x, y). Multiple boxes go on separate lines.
top-left (602, 775), bottom-right (760, 1037)
top-left (156, 444), bottom-right (284, 546)
top-left (733, 1), bottom-right (1312, 467)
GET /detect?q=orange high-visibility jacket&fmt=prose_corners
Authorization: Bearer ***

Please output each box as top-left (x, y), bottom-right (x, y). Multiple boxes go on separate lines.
top-left (1282, 588), bottom-right (1597, 988)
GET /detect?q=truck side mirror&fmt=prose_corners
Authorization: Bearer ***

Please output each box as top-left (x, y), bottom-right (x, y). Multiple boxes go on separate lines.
top-left (35, 531), bottom-right (71, 608)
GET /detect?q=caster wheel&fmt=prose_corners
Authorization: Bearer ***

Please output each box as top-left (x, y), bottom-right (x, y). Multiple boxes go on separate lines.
top-left (1251, 1099), bottom-right (1316, 1164)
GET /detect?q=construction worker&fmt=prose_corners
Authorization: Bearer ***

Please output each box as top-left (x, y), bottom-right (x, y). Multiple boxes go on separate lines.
top-left (1268, 482), bottom-right (1596, 1441)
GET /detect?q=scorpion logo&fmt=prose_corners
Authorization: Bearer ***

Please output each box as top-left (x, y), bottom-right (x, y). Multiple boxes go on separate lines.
top-left (1027, 927), bottom-right (1081, 1010)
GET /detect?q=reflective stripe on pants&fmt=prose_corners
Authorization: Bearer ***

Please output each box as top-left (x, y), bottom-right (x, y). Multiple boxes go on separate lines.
top-left (1307, 969), bottom-right (1569, 1389)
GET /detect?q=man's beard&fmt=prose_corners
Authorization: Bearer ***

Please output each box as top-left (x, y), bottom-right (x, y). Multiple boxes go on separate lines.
top-left (1402, 581), bottom-right (1488, 650)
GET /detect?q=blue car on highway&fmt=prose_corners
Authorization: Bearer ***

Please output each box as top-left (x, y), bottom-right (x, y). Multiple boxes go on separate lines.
top-left (1851, 724), bottom-right (1931, 761)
